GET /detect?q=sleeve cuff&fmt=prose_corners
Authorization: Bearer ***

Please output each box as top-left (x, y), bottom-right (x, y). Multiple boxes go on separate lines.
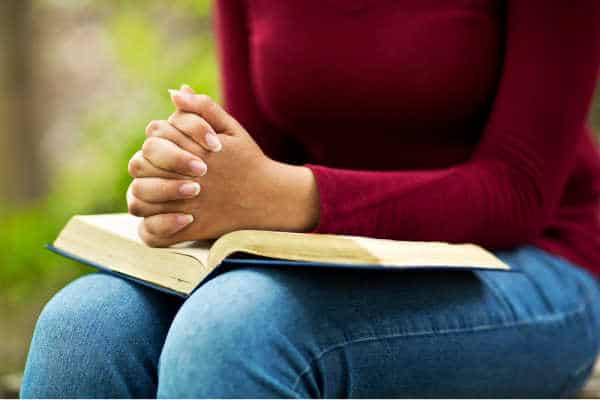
top-left (304, 163), bottom-right (337, 234)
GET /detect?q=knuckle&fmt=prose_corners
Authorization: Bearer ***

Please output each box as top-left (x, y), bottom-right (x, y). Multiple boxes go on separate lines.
top-left (128, 157), bottom-right (141, 177)
top-left (142, 137), bottom-right (161, 157)
top-left (145, 237), bottom-right (161, 247)
top-left (145, 120), bottom-right (161, 136)
top-left (143, 219), bottom-right (159, 235)
top-left (167, 112), bottom-right (179, 127)
top-left (130, 179), bottom-right (145, 198)
top-left (127, 198), bottom-right (144, 217)
top-left (139, 222), bottom-right (163, 246)
top-left (144, 219), bottom-right (170, 238)
top-left (141, 231), bottom-right (161, 247)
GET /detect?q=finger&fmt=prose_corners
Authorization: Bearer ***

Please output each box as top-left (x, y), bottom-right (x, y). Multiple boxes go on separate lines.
top-left (127, 183), bottom-right (164, 217)
top-left (128, 150), bottom-right (189, 179)
top-left (130, 177), bottom-right (201, 203)
top-left (138, 214), bottom-right (194, 247)
top-left (142, 137), bottom-right (207, 177)
top-left (145, 119), bottom-right (207, 157)
top-left (128, 184), bottom-right (156, 217)
top-left (167, 111), bottom-right (222, 152)
top-left (127, 185), bottom-right (192, 217)
top-left (168, 90), bottom-right (240, 135)
top-left (180, 84), bottom-right (195, 94)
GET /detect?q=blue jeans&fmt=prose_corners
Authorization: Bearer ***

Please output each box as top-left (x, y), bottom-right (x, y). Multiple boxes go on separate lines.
top-left (21, 245), bottom-right (600, 398)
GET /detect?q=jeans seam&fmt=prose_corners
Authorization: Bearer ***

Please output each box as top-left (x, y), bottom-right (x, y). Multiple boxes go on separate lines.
top-left (290, 302), bottom-right (588, 393)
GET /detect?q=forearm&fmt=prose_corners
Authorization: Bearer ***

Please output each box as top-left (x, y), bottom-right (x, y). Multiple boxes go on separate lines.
top-left (306, 160), bottom-right (550, 247)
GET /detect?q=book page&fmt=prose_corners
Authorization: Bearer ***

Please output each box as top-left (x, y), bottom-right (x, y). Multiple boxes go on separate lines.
top-left (79, 214), bottom-right (143, 243)
top-left (55, 214), bottom-right (206, 295)
top-left (349, 236), bottom-right (509, 269)
top-left (208, 230), bottom-right (510, 271)
top-left (170, 243), bottom-right (211, 267)
top-left (78, 214), bottom-right (211, 266)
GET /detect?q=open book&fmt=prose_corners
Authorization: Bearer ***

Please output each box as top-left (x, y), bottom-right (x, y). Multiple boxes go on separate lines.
top-left (49, 213), bottom-right (512, 297)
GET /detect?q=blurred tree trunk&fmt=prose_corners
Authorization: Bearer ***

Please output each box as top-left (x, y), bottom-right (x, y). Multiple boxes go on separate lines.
top-left (0, 0), bottom-right (44, 204)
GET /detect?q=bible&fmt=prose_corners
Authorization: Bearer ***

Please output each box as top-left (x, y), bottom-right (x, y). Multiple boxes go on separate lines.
top-left (49, 213), bottom-right (512, 297)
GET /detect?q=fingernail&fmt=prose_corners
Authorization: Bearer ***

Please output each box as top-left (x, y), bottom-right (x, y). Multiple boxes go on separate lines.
top-left (206, 132), bottom-right (222, 152)
top-left (180, 92), bottom-right (193, 102)
top-left (176, 214), bottom-right (194, 226)
top-left (179, 182), bottom-right (201, 197)
top-left (168, 89), bottom-right (179, 97)
top-left (180, 83), bottom-right (193, 91)
top-left (190, 160), bottom-right (207, 176)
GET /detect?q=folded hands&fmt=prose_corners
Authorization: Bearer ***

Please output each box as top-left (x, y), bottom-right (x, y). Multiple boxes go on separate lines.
top-left (127, 85), bottom-right (319, 246)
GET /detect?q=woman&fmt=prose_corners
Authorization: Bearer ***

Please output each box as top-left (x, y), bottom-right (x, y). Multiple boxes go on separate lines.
top-left (22, 0), bottom-right (600, 397)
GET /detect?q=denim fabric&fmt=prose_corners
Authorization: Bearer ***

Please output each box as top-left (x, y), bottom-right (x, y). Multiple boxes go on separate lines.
top-left (21, 245), bottom-right (600, 398)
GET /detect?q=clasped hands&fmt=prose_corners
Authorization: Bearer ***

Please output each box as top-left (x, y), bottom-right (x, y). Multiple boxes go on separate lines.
top-left (127, 85), bottom-right (319, 247)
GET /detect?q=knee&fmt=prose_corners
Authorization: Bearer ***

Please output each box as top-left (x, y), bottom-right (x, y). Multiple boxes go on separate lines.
top-left (31, 272), bottom-right (183, 358)
top-left (31, 273), bottom-right (168, 347)
top-left (31, 274), bottom-right (115, 347)
top-left (22, 273), bottom-right (179, 398)
top-left (159, 268), bottom-right (300, 359)
top-left (158, 268), bottom-right (307, 397)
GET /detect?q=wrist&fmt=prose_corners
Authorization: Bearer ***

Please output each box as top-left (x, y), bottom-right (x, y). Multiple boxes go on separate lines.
top-left (259, 159), bottom-right (320, 232)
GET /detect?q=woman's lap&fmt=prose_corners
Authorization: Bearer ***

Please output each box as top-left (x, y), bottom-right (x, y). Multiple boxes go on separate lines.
top-left (21, 246), bottom-right (600, 398)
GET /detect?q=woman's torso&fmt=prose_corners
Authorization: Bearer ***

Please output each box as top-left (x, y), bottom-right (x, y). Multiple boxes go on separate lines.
top-left (218, 0), bottom-right (600, 274)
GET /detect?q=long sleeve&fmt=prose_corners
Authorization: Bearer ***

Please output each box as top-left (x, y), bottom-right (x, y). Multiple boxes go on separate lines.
top-left (214, 0), bottom-right (304, 164)
top-left (307, 1), bottom-right (600, 248)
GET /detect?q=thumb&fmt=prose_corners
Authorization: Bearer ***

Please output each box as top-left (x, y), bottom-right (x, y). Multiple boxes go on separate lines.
top-left (168, 83), bottom-right (195, 110)
top-left (169, 88), bottom-right (240, 135)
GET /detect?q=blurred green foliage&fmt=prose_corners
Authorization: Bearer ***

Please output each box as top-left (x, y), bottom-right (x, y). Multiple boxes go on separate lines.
top-left (0, 0), bottom-right (217, 301)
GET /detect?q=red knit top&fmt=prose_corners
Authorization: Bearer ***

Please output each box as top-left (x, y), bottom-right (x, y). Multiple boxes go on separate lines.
top-left (214, 0), bottom-right (600, 277)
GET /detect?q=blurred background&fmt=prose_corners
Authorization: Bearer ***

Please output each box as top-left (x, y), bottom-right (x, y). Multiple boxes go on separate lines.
top-left (0, 0), bottom-right (599, 396)
top-left (0, 0), bottom-right (216, 393)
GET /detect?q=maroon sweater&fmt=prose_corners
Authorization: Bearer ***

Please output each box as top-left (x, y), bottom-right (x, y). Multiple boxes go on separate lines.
top-left (214, 0), bottom-right (600, 277)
